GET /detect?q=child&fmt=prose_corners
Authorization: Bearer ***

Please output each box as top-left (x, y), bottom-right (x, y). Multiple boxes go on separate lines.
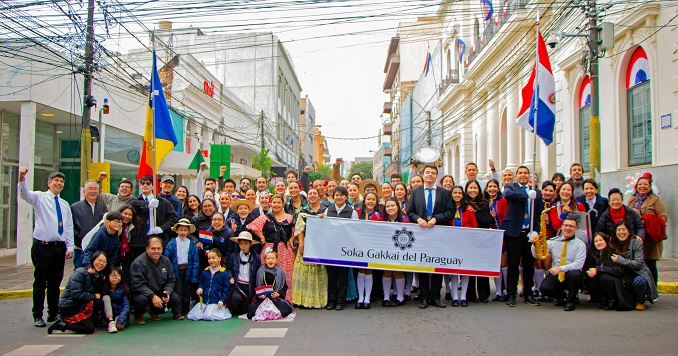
top-left (188, 249), bottom-right (232, 321)
top-left (247, 250), bottom-right (294, 319)
top-left (103, 266), bottom-right (130, 331)
top-left (164, 218), bottom-right (200, 316)
top-left (227, 231), bottom-right (261, 316)
top-left (378, 197), bottom-right (410, 307)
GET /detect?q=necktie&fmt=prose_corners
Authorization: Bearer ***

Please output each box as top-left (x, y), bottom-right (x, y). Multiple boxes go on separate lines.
top-left (558, 240), bottom-right (568, 282)
top-left (54, 195), bottom-right (63, 235)
top-left (426, 188), bottom-right (433, 219)
top-left (521, 185), bottom-right (529, 228)
top-left (145, 196), bottom-right (150, 233)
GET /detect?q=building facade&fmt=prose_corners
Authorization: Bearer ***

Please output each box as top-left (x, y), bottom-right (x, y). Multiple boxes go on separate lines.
top-left (300, 96), bottom-right (316, 168)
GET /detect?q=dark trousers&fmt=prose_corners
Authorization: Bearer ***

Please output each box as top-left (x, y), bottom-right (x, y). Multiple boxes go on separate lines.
top-left (466, 276), bottom-right (491, 301)
top-left (31, 240), bottom-right (66, 318)
top-left (327, 266), bottom-right (348, 305)
top-left (419, 273), bottom-right (443, 302)
top-left (586, 273), bottom-right (622, 302)
top-left (645, 259), bottom-right (658, 286)
top-left (540, 270), bottom-right (583, 303)
top-left (176, 269), bottom-right (195, 314)
top-left (505, 232), bottom-right (535, 298)
top-left (230, 282), bottom-right (252, 316)
top-left (132, 290), bottom-right (181, 316)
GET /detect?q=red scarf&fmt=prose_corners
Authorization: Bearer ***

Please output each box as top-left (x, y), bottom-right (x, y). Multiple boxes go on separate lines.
top-left (609, 207), bottom-right (625, 223)
top-left (120, 224), bottom-right (131, 257)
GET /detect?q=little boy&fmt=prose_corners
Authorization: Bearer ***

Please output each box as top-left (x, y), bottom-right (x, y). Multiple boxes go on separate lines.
top-left (227, 231), bottom-right (261, 316)
top-left (164, 218), bottom-right (200, 316)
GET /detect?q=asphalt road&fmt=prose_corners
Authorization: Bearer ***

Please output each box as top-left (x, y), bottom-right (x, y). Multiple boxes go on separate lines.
top-left (2, 295), bottom-right (678, 355)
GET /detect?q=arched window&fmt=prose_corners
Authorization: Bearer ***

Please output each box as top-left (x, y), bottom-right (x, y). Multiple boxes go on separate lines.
top-left (626, 47), bottom-right (651, 166)
top-left (579, 76), bottom-right (591, 172)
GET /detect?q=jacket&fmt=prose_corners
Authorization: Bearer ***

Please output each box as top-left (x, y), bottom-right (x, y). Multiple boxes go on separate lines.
top-left (227, 251), bottom-right (261, 298)
top-left (99, 192), bottom-right (134, 213)
top-left (469, 199), bottom-right (493, 229)
top-left (164, 237), bottom-right (200, 284)
top-left (133, 195), bottom-right (179, 244)
top-left (577, 194), bottom-right (609, 231)
top-left (81, 225), bottom-right (121, 269)
top-left (449, 206), bottom-right (478, 228)
top-left (627, 193), bottom-right (667, 260)
top-left (406, 185), bottom-right (454, 226)
top-left (71, 199), bottom-right (108, 248)
top-left (59, 267), bottom-right (103, 316)
top-left (546, 202), bottom-right (587, 237)
top-left (130, 253), bottom-right (176, 299)
top-left (594, 205), bottom-right (645, 239)
top-left (208, 226), bottom-right (236, 257)
top-left (613, 238), bottom-right (658, 302)
top-left (502, 183), bottom-right (544, 237)
top-left (198, 267), bottom-right (232, 305)
top-left (158, 192), bottom-right (183, 218)
top-left (107, 285), bottom-right (130, 325)
top-left (189, 212), bottom-right (215, 243)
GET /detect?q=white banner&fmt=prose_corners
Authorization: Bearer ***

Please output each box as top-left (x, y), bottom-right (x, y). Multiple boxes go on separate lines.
top-left (304, 216), bottom-right (504, 277)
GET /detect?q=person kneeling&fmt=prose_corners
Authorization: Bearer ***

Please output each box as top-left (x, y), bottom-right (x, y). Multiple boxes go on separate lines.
top-left (531, 215), bottom-right (586, 311)
top-left (188, 249), bottom-right (232, 320)
top-left (227, 232), bottom-right (261, 316)
top-left (247, 250), bottom-right (293, 320)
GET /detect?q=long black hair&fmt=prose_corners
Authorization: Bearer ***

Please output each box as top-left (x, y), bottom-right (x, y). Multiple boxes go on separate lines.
top-left (482, 179), bottom-right (502, 200)
top-left (117, 204), bottom-right (142, 235)
top-left (108, 265), bottom-right (131, 299)
top-left (463, 179), bottom-right (484, 211)
top-left (358, 192), bottom-right (384, 219)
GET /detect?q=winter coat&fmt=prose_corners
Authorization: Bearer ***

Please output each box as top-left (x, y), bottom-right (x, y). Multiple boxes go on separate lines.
top-left (627, 194), bottom-right (667, 260)
top-left (163, 237), bottom-right (200, 284)
top-left (595, 205), bottom-right (645, 239)
top-left (198, 267), bottom-right (232, 305)
top-left (190, 212), bottom-right (214, 243)
top-left (59, 267), bottom-right (105, 317)
top-left (208, 226), bottom-right (236, 257)
top-left (81, 225), bottom-right (120, 269)
top-left (107, 285), bottom-right (130, 325)
top-left (613, 238), bottom-right (658, 302)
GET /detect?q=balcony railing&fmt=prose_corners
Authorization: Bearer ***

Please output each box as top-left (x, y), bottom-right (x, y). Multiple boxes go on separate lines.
top-left (439, 69), bottom-right (459, 95)
top-left (467, 0), bottom-right (525, 68)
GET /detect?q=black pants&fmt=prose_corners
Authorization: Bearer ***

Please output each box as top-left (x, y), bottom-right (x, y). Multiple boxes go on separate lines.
top-left (132, 290), bottom-right (181, 316)
top-left (176, 269), bottom-right (196, 314)
top-left (466, 276), bottom-right (491, 301)
top-left (326, 266), bottom-right (348, 305)
top-left (645, 259), bottom-right (658, 286)
top-left (230, 282), bottom-right (252, 316)
top-left (419, 273), bottom-right (443, 302)
top-left (540, 270), bottom-right (583, 303)
top-left (586, 273), bottom-right (622, 302)
top-left (31, 240), bottom-right (66, 319)
top-left (505, 232), bottom-right (535, 298)
top-left (62, 299), bottom-right (104, 335)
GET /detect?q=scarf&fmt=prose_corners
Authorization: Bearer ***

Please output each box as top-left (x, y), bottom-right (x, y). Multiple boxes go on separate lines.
top-left (256, 265), bottom-right (286, 293)
top-left (120, 224), bottom-right (130, 257)
top-left (633, 193), bottom-right (649, 211)
top-left (239, 251), bottom-right (253, 265)
top-left (609, 206), bottom-right (626, 223)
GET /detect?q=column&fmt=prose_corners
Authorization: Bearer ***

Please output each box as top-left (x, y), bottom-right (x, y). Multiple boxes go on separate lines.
top-left (477, 104), bottom-right (487, 175)
top-left (17, 102), bottom-right (36, 266)
top-left (486, 96), bottom-right (499, 171)
top-left (523, 129), bottom-right (542, 176)
top-left (505, 87), bottom-right (520, 172)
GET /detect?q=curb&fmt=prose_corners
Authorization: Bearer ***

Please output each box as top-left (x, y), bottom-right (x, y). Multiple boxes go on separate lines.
top-left (657, 282), bottom-right (678, 295)
top-left (0, 287), bottom-right (64, 301)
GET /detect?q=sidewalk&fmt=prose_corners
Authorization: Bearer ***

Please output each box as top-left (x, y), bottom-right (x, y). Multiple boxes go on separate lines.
top-left (1, 254), bottom-right (677, 298)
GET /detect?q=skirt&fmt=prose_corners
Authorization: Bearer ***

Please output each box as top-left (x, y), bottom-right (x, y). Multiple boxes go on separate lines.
top-left (187, 303), bottom-right (232, 321)
top-left (346, 267), bottom-right (358, 301)
top-left (291, 252), bottom-right (328, 308)
top-left (260, 242), bottom-right (295, 303)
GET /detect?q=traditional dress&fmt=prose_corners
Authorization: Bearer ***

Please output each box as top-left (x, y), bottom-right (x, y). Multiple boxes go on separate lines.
top-left (291, 207), bottom-right (328, 308)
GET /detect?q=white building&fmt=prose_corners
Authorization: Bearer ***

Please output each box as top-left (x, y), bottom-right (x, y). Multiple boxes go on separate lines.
top-left (300, 96), bottom-right (316, 168)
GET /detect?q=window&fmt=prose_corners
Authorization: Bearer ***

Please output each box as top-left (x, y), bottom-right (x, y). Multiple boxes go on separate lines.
top-left (625, 47), bottom-right (651, 166)
top-left (579, 76), bottom-right (591, 172)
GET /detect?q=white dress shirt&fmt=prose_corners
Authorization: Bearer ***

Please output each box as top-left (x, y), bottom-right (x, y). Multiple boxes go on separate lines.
top-left (423, 184), bottom-right (437, 214)
top-left (176, 236), bottom-right (190, 265)
top-left (18, 181), bottom-right (74, 252)
top-left (238, 251), bottom-right (252, 282)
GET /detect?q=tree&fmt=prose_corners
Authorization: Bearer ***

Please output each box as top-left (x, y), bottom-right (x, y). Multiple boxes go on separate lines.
top-left (251, 148), bottom-right (273, 179)
top-left (308, 164), bottom-right (332, 183)
top-left (349, 162), bottom-right (373, 180)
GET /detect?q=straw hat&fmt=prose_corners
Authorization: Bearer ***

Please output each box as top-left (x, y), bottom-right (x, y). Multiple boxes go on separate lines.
top-left (231, 199), bottom-right (254, 211)
top-left (171, 218), bottom-right (196, 234)
top-left (359, 179), bottom-right (382, 197)
top-left (229, 231), bottom-right (260, 244)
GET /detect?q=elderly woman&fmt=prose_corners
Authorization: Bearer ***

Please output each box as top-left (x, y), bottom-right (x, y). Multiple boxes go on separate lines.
top-left (595, 188), bottom-right (644, 238)
top-left (610, 221), bottom-right (658, 310)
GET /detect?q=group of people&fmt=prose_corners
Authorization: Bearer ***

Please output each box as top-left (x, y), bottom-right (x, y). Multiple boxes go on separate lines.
top-left (19, 158), bottom-right (667, 335)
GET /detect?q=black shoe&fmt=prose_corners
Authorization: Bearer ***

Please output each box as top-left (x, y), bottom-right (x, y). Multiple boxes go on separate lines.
top-left (460, 300), bottom-right (469, 307)
top-left (47, 317), bottom-right (65, 334)
top-left (524, 295), bottom-right (541, 306)
top-left (335, 304), bottom-right (345, 311)
top-left (393, 299), bottom-right (406, 307)
top-left (501, 293), bottom-right (509, 302)
top-left (480, 299), bottom-right (489, 303)
top-left (404, 295), bottom-right (411, 302)
top-left (431, 299), bottom-right (446, 308)
top-left (554, 299), bottom-right (565, 306)
top-left (603, 300), bottom-right (616, 311)
top-left (413, 295), bottom-right (421, 301)
top-left (411, 286), bottom-right (420, 293)
top-left (533, 290), bottom-right (541, 298)
top-left (451, 300), bottom-right (460, 307)
top-left (541, 296), bottom-right (553, 302)
top-left (507, 296), bottom-right (516, 307)
top-left (564, 302), bottom-right (576, 311)
top-left (444, 292), bottom-right (452, 301)
top-left (492, 294), bottom-right (502, 302)
top-left (382, 300), bottom-right (393, 307)
top-left (34, 317), bottom-right (46, 328)
top-left (325, 303), bottom-right (336, 310)
top-left (47, 315), bottom-right (58, 323)
top-left (363, 302), bottom-right (371, 310)
top-left (354, 302), bottom-right (363, 309)
top-left (419, 299), bottom-right (429, 309)
top-left (574, 296), bottom-right (581, 305)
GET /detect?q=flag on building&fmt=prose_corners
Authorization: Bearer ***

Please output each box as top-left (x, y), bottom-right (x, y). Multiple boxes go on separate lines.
top-left (423, 44), bottom-right (432, 76)
top-left (481, 0), bottom-right (494, 21)
top-left (456, 38), bottom-right (466, 63)
top-left (516, 29), bottom-right (556, 146)
top-left (137, 51), bottom-right (178, 179)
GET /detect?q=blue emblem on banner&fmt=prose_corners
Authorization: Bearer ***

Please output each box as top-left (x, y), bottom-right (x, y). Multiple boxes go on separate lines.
top-left (392, 227), bottom-right (415, 251)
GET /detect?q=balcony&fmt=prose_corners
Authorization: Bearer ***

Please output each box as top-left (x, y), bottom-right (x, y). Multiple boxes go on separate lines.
top-left (383, 54), bottom-right (400, 91)
top-left (466, 0), bottom-right (525, 68)
top-left (382, 123), bottom-right (392, 135)
top-left (383, 147), bottom-right (393, 157)
top-left (383, 101), bottom-right (392, 114)
top-left (438, 69), bottom-right (460, 95)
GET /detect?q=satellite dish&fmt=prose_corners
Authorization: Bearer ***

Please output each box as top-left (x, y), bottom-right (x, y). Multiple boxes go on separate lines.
top-left (415, 146), bottom-right (440, 163)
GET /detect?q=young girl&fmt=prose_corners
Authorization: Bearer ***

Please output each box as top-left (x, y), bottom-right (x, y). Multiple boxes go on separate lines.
top-left (584, 233), bottom-right (628, 310)
top-left (104, 266), bottom-right (130, 331)
top-left (354, 192), bottom-right (382, 309)
top-left (483, 179), bottom-right (507, 301)
top-left (448, 185), bottom-right (478, 307)
top-left (247, 250), bottom-right (294, 319)
top-left (393, 183), bottom-right (408, 212)
top-left (188, 249), bottom-right (232, 321)
top-left (379, 197), bottom-right (410, 307)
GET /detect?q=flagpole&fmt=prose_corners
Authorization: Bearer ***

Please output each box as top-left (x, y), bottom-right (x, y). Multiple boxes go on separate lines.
top-left (151, 34), bottom-right (158, 197)
top-left (529, 12), bottom-right (540, 235)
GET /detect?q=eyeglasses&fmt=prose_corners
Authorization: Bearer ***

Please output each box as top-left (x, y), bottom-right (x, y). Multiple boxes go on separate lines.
top-left (109, 274), bottom-right (121, 279)
top-left (562, 224), bottom-right (577, 229)
top-left (140, 181), bottom-right (153, 186)
top-left (212, 218), bottom-right (225, 222)
top-left (109, 220), bottom-right (123, 225)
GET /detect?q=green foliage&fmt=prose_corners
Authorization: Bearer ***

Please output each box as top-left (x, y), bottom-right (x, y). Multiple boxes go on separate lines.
top-left (349, 162), bottom-right (373, 180)
top-left (308, 164), bottom-right (332, 183)
top-left (251, 149), bottom-right (272, 179)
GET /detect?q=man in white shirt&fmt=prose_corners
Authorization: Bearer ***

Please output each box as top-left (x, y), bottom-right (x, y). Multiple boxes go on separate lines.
top-left (460, 160), bottom-right (500, 192)
top-left (18, 167), bottom-right (74, 327)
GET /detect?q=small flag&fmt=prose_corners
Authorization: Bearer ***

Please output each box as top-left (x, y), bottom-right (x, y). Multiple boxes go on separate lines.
top-left (456, 38), bottom-right (466, 63)
top-left (198, 230), bottom-right (213, 245)
top-left (481, 0), bottom-right (494, 21)
top-left (423, 44), bottom-right (432, 76)
top-left (255, 285), bottom-right (274, 297)
top-left (188, 150), bottom-right (205, 172)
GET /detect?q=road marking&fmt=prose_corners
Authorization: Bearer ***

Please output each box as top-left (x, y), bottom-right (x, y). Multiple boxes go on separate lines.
top-left (228, 345), bottom-right (278, 356)
top-left (4, 345), bottom-right (63, 356)
top-left (262, 318), bottom-right (293, 323)
top-left (244, 327), bottom-right (288, 338)
top-left (46, 334), bottom-right (86, 338)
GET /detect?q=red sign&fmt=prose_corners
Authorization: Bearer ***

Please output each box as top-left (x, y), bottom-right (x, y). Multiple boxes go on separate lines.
top-left (201, 149), bottom-right (209, 158)
top-left (203, 80), bottom-right (215, 97)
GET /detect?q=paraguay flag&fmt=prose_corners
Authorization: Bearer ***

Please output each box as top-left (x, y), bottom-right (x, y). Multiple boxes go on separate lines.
top-left (481, 0), bottom-right (494, 21)
top-left (423, 44), bottom-right (432, 76)
top-left (456, 38), bottom-right (466, 63)
top-left (516, 29), bottom-right (556, 146)
top-left (137, 51), bottom-right (178, 179)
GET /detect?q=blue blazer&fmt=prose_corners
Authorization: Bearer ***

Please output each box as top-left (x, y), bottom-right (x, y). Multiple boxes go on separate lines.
top-left (501, 183), bottom-right (544, 237)
top-left (164, 238), bottom-right (200, 284)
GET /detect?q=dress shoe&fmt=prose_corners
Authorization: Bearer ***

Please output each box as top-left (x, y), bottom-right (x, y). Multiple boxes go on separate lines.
top-left (603, 300), bottom-right (616, 311)
top-left (173, 314), bottom-right (184, 320)
top-left (355, 302), bottom-right (364, 309)
top-left (431, 299), bottom-right (446, 308)
top-left (524, 295), bottom-right (541, 306)
top-left (419, 299), bottom-right (429, 309)
top-left (325, 303), bottom-right (336, 310)
top-left (501, 293), bottom-right (509, 302)
top-left (135, 313), bottom-right (146, 325)
top-left (451, 300), bottom-right (460, 307)
top-left (492, 294), bottom-right (502, 302)
top-left (393, 299), bottom-right (406, 307)
top-left (533, 290), bottom-right (541, 299)
top-left (404, 295), bottom-right (411, 301)
top-left (47, 317), bottom-right (65, 334)
top-left (335, 304), bottom-right (345, 311)
top-left (506, 296), bottom-right (516, 307)
top-left (444, 292), bottom-right (452, 301)
top-left (363, 302), bottom-right (371, 310)
top-left (553, 299), bottom-right (565, 307)
top-left (411, 286), bottom-right (420, 293)
top-left (460, 300), bottom-right (469, 307)
top-left (382, 300), bottom-right (393, 307)
top-left (34, 317), bottom-right (46, 328)
top-left (564, 302), bottom-right (576, 311)
top-left (146, 306), bottom-right (161, 321)
top-left (480, 299), bottom-right (489, 303)
top-left (635, 302), bottom-right (646, 311)
top-left (47, 315), bottom-right (58, 323)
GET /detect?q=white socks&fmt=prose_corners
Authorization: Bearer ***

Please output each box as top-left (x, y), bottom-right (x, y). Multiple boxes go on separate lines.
top-left (364, 274), bottom-right (373, 303)
top-left (535, 269), bottom-right (545, 291)
top-left (460, 276), bottom-right (470, 300)
top-left (357, 272), bottom-right (365, 303)
top-left (395, 278), bottom-right (405, 302)
top-left (450, 275), bottom-right (459, 300)
top-left (501, 267), bottom-right (508, 293)
top-left (382, 277), bottom-right (392, 301)
top-left (494, 277), bottom-right (502, 296)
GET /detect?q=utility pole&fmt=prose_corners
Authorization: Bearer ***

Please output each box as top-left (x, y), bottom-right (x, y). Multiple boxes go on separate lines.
top-left (586, 0), bottom-right (601, 180)
top-left (80, 0), bottom-right (96, 186)
top-left (426, 111), bottom-right (432, 146)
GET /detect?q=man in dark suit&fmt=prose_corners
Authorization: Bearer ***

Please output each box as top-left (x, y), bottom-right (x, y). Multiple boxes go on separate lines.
top-left (502, 166), bottom-right (544, 307)
top-left (577, 178), bottom-right (608, 235)
top-left (71, 180), bottom-right (108, 268)
top-left (134, 175), bottom-right (179, 245)
top-left (407, 165), bottom-right (454, 309)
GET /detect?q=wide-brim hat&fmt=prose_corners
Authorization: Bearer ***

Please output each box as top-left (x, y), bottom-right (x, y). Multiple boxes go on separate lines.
top-left (171, 218), bottom-right (196, 234)
top-left (229, 231), bottom-right (260, 244)
top-left (359, 179), bottom-right (382, 197)
top-left (231, 199), bottom-right (254, 211)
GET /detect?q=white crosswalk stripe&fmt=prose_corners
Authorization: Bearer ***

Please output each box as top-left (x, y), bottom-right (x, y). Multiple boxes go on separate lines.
top-left (4, 345), bottom-right (63, 356)
top-left (244, 327), bottom-right (288, 338)
top-left (228, 345), bottom-right (278, 356)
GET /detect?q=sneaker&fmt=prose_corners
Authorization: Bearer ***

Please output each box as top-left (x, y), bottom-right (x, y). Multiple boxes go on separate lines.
top-left (108, 321), bottom-right (118, 333)
top-left (635, 302), bottom-right (646, 311)
top-left (524, 295), bottom-right (541, 306)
